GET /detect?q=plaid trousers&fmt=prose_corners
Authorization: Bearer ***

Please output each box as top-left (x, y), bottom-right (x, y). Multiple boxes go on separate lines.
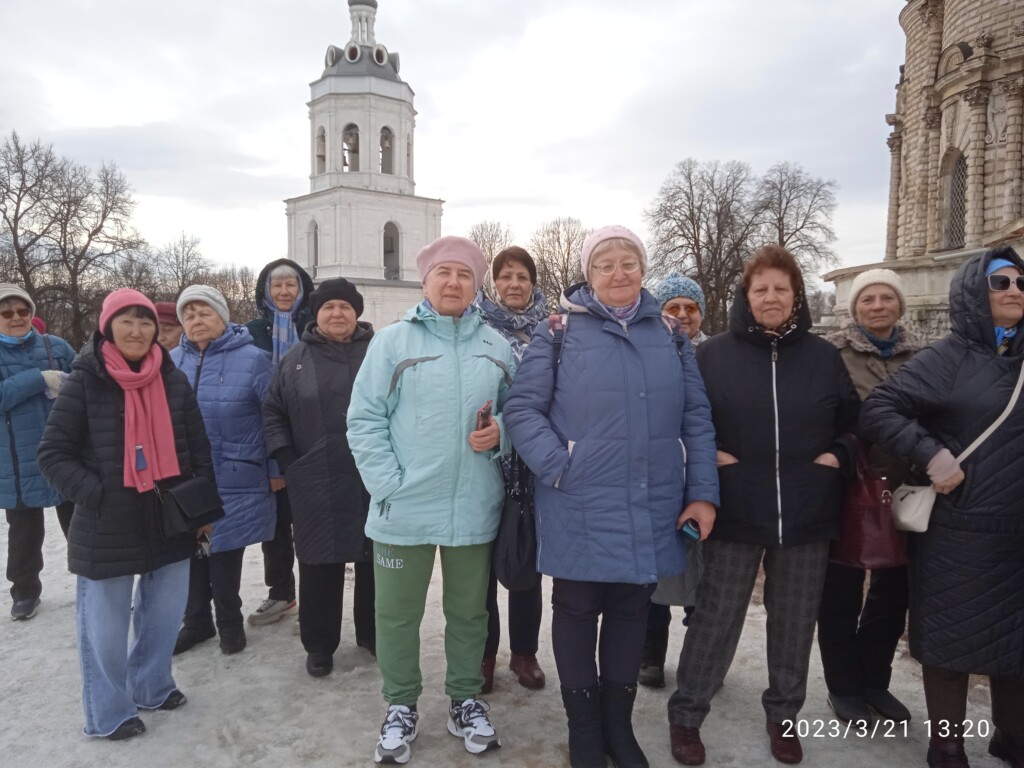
top-left (667, 539), bottom-right (829, 726)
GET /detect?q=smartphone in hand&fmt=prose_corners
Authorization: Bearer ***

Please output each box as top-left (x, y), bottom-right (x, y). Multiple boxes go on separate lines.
top-left (680, 519), bottom-right (701, 542)
top-left (475, 400), bottom-right (493, 431)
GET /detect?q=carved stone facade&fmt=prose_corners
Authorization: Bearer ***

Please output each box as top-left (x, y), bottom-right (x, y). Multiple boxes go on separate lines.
top-left (285, 1), bottom-right (443, 329)
top-left (826, 0), bottom-right (1024, 341)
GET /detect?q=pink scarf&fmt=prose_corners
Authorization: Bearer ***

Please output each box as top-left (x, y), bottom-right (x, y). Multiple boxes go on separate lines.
top-left (101, 341), bottom-right (181, 491)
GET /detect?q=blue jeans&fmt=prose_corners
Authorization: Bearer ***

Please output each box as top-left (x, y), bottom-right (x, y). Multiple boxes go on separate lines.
top-left (76, 559), bottom-right (188, 736)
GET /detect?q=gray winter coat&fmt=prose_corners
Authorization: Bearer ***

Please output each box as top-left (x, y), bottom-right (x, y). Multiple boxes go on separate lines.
top-left (263, 322), bottom-right (374, 564)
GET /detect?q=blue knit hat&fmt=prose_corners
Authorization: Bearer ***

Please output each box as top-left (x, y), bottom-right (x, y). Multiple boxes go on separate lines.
top-left (652, 272), bottom-right (705, 315)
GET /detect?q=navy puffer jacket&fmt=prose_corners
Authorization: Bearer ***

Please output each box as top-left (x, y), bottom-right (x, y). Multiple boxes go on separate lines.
top-left (171, 324), bottom-right (276, 553)
top-left (0, 332), bottom-right (75, 509)
top-left (504, 284), bottom-right (719, 584)
top-left (37, 334), bottom-right (214, 579)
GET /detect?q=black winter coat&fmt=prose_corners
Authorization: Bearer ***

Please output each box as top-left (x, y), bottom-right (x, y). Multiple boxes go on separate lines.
top-left (262, 322), bottom-right (374, 564)
top-left (695, 288), bottom-right (860, 548)
top-left (861, 248), bottom-right (1024, 675)
top-left (37, 334), bottom-right (215, 580)
top-left (245, 258), bottom-right (315, 354)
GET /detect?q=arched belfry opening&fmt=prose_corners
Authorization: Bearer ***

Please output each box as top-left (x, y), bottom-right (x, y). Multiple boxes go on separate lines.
top-left (309, 221), bottom-right (321, 276)
top-left (315, 127), bottom-right (326, 174)
top-left (383, 221), bottom-right (400, 280)
top-left (343, 124), bottom-right (360, 172)
top-left (380, 127), bottom-right (394, 175)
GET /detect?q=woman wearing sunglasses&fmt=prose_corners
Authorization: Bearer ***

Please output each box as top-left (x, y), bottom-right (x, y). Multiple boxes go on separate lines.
top-left (0, 284), bottom-right (76, 621)
top-left (862, 247), bottom-right (1024, 768)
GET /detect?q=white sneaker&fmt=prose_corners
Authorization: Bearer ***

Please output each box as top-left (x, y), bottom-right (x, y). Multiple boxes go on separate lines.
top-left (374, 704), bottom-right (418, 764)
top-left (447, 698), bottom-right (501, 754)
top-left (246, 598), bottom-right (297, 626)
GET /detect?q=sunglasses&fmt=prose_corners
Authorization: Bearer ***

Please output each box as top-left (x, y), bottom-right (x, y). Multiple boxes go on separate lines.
top-left (988, 274), bottom-right (1024, 292)
top-left (0, 308), bottom-right (30, 320)
top-left (664, 303), bottom-right (700, 317)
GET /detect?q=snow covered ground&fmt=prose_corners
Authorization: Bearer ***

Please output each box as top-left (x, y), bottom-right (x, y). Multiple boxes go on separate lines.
top-left (0, 517), bottom-right (1002, 768)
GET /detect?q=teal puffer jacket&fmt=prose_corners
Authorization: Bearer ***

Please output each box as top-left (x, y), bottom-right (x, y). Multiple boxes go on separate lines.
top-left (347, 302), bottom-right (515, 547)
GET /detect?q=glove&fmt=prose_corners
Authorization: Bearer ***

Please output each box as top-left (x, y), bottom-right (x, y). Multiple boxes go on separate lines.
top-left (926, 448), bottom-right (960, 484)
top-left (41, 370), bottom-right (66, 400)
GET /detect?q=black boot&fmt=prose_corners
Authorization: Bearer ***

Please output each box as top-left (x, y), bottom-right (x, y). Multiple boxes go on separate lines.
top-left (600, 680), bottom-right (649, 768)
top-left (637, 625), bottom-right (668, 688)
top-left (561, 685), bottom-right (608, 768)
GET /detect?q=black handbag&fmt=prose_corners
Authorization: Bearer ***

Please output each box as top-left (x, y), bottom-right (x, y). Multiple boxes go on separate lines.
top-left (493, 453), bottom-right (540, 591)
top-left (157, 475), bottom-right (224, 538)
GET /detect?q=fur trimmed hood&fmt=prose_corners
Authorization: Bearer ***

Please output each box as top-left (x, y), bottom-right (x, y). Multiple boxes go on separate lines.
top-left (826, 320), bottom-right (923, 357)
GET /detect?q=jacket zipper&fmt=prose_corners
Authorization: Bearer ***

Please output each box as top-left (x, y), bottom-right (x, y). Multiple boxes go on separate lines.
top-left (771, 340), bottom-right (783, 545)
top-left (619, 333), bottom-right (641, 579)
top-left (6, 414), bottom-right (22, 505)
top-left (192, 348), bottom-right (206, 396)
top-left (450, 321), bottom-right (462, 535)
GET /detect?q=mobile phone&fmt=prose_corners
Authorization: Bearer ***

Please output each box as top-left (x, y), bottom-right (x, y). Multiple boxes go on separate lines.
top-left (680, 519), bottom-right (701, 542)
top-left (475, 400), bottom-right (493, 430)
top-left (196, 532), bottom-right (212, 559)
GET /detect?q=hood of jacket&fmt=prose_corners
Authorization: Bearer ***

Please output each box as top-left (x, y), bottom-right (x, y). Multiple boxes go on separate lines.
top-left (728, 278), bottom-right (813, 348)
top-left (826, 319), bottom-right (923, 357)
top-left (177, 322), bottom-right (256, 357)
top-left (558, 282), bottom-right (665, 324)
top-left (949, 246), bottom-right (1024, 355)
top-left (254, 258), bottom-right (315, 323)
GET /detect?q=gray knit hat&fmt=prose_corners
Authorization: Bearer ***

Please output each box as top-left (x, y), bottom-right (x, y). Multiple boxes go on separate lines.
top-left (176, 284), bottom-right (231, 326)
top-left (0, 284), bottom-right (36, 316)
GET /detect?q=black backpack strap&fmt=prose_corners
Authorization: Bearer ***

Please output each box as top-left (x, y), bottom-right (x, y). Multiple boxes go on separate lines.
top-left (547, 313), bottom-right (568, 384)
top-left (42, 334), bottom-right (55, 369)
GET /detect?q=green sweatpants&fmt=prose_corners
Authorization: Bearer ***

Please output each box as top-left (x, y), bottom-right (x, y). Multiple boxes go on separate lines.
top-left (373, 541), bottom-right (491, 705)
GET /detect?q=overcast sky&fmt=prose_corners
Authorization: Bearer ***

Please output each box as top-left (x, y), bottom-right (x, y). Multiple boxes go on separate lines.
top-left (1, 0), bottom-right (907, 280)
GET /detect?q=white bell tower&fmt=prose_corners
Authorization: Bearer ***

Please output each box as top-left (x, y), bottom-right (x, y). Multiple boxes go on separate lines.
top-left (285, 0), bottom-right (443, 327)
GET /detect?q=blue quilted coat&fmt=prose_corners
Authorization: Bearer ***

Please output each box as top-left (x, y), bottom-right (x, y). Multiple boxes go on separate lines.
top-left (504, 284), bottom-right (720, 584)
top-left (171, 324), bottom-right (275, 552)
top-left (0, 332), bottom-right (76, 509)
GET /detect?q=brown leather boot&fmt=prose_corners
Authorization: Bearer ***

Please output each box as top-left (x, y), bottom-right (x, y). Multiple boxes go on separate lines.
top-left (766, 721), bottom-right (803, 764)
top-left (480, 655), bottom-right (496, 695)
top-left (926, 735), bottom-right (968, 768)
top-left (509, 653), bottom-right (546, 689)
top-left (669, 724), bottom-right (705, 765)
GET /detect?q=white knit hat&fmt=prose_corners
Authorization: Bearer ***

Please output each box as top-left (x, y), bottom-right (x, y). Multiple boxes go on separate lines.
top-left (176, 284), bottom-right (231, 326)
top-left (849, 268), bottom-right (906, 318)
top-left (0, 283), bottom-right (36, 316)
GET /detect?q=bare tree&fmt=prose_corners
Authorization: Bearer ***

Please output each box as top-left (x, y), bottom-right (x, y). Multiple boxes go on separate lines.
top-left (755, 162), bottom-right (838, 273)
top-left (468, 220), bottom-right (515, 294)
top-left (806, 286), bottom-right (837, 324)
top-left (645, 159), bottom-right (764, 333)
top-left (202, 264), bottom-right (258, 323)
top-left (157, 232), bottom-right (211, 297)
top-left (529, 217), bottom-right (591, 308)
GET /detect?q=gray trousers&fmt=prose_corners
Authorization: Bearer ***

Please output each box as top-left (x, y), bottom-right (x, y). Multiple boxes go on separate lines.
top-left (667, 539), bottom-right (830, 727)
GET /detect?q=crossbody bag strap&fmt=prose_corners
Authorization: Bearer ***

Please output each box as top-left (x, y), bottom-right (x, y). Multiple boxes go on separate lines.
top-left (956, 362), bottom-right (1024, 463)
top-left (42, 334), bottom-right (55, 369)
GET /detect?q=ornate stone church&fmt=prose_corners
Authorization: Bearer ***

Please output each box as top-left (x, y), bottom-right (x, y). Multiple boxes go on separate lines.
top-left (827, 0), bottom-right (1024, 339)
top-left (285, 0), bottom-right (442, 328)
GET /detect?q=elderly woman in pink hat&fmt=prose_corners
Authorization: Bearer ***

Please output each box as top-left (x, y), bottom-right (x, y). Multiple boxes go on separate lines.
top-left (347, 236), bottom-right (516, 764)
top-left (504, 225), bottom-right (719, 768)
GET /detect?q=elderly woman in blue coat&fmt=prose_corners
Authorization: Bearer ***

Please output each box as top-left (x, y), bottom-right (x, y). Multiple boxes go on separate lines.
top-left (348, 237), bottom-right (515, 765)
top-left (0, 283), bottom-right (76, 620)
top-left (504, 226), bottom-right (719, 768)
top-left (169, 285), bottom-right (276, 656)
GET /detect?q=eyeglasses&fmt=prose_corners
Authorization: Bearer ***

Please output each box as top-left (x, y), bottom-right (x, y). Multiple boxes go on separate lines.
top-left (591, 260), bottom-right (641, 276)
top-left (988, 274), bottom-right (1024, 292)
top-left (0, 308), bottom-right (30, 320)
top-left (664, 303), bottom-right (700, 317)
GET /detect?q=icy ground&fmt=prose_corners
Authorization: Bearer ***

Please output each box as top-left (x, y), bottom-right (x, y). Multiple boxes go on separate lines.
top-left (0, 515), bottom-right (1002, 767)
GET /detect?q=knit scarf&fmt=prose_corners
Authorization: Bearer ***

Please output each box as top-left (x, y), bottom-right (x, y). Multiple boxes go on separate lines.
top-left (265, 278), bottom-right (305, 364)
top-left (594, 291), bottom-right (642, 328)
top-left (857, 325), bottom-right (900, 359)
top-left (101, 341), bottom-right (180, 491)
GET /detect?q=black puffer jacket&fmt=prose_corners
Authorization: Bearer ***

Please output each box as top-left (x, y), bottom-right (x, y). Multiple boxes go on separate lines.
top-left (245, 258), bottom-right (315, 354)
top-left (695, 286), bottom-right (860, 548)
top-left (862, 247), bottom-right (1024, 533)
top-left (262, 322), bottom-right (374, 564)
top-left (37, 334), bottom-right (214, 580)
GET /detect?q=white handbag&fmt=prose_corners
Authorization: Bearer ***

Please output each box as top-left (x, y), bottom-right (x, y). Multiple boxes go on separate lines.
top-left (892, 363), bottom-right (1024, 532)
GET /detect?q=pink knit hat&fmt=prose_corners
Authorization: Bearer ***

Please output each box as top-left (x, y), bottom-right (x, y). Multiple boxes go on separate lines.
top-left (416, 236), bottom-right (487, 289)
top-left (580, 225), bottom-right (648, 277)
top-left (99, 288), bottom-right (159, 337)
